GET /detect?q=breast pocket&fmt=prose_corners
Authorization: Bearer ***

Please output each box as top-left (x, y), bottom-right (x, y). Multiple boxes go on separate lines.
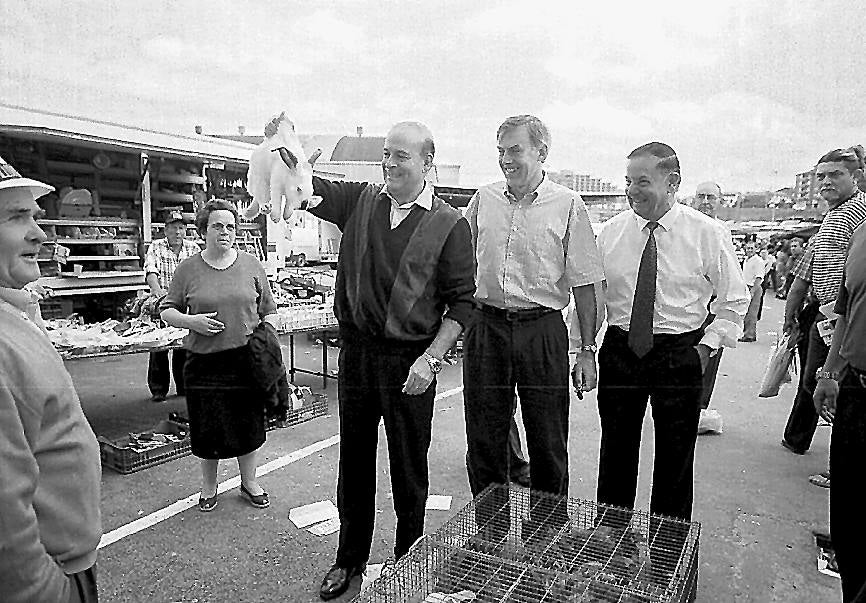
top-left (529, 220), bottom-right (567, 285)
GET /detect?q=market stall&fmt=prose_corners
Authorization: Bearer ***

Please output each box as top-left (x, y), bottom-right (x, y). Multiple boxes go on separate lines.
top-left (0, 103), bottom-right (256, 320)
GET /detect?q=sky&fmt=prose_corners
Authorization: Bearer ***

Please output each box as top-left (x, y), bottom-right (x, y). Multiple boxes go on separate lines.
top-left (2, 0), bottom-right (865, 195)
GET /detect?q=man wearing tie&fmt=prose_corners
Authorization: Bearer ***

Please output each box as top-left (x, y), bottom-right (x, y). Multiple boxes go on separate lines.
top-left (595, 142), bottom-right (748, 529)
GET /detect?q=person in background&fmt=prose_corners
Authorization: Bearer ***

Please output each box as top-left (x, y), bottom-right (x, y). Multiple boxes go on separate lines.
top-left (160, 200), bottom-right (278, 513)
top-left (782, 147), bottom-right (866, 459)
top-left (270, 119), bottom-right (476, 601)
top-left (813, 219), bottom-right (866, 603)
top-left (463, 114), bottom-right (604, 506)
top-left (595, 143), bottom-right (747, 554)
top-left (783, 237), bottom-right (805, 298)
top-left (692, 181), bottom-right (733, 428)
top-left (143, 209), bottom-right (200, 402)
top-left (740, 240), bottom-right (765, 342)
top-left (0, 154), bottom-right (101, 603)
top-left (762, 243), bottom-right (776, 294)
top-left (774, 240), bottom-right (792, 298)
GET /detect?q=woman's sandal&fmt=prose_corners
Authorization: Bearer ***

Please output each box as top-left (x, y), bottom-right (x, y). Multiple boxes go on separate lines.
top-left (240, 484), bottom-right (270, 508)
top-left (198, 492), bottom-right (219, 512)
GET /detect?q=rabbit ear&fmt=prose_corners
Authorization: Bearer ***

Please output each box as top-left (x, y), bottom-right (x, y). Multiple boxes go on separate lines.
top-left (274, 147), bottom-right (298, 169)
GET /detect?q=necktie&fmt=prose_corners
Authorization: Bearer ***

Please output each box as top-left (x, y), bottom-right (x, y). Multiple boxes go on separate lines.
top-left (628, 221), bottom-right (659, 358)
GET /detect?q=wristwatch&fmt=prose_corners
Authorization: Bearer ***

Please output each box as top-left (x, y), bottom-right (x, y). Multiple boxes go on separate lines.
top-left (815, 369), bottom-right (839, 381)
top-left (579, 344), bottom-right (598, 354)
top-left (423, 352), bottom-right (443, 374)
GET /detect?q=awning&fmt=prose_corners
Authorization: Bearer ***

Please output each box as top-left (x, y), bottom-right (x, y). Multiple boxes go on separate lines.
top-left (0, 103), bottom-right (254, 165)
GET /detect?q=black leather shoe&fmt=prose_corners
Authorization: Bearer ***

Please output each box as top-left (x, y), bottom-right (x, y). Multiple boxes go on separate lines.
top-left (319, 563), bottom-right (365, 600)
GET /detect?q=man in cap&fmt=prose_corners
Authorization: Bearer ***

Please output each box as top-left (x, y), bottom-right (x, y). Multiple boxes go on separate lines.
top-left (143, 209), bottom-right (200, 401)
top-left (595, 143), bottom-right (747, 550)
top-left (0, 155), bottom-right (102, 602)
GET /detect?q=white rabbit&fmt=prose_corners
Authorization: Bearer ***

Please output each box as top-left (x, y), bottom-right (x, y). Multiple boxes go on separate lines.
top-left (245, 112), bottom-right (315, 222)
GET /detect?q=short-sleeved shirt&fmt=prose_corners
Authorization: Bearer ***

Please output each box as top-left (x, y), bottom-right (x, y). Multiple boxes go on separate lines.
top-left (834, 223), bottom-right (866, 371)
top-left (161, 251), bottom-right (276, 354)
top-left (791, 191), bottom-right (866, 304)
top-left (143, 237), bottom-right (201, 289)
top-left (465, 176), bottom-right (605, 310)
top-left (742, 255), bottom-right (765, 287)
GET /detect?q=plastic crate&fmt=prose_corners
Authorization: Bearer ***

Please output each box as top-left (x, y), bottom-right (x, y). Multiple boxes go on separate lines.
top-left (267, 392), bottom-right (328, 430)
top-left (98, 419), bottom-right (191, 474)
top-left (354, 485), bottom-right (700, 603)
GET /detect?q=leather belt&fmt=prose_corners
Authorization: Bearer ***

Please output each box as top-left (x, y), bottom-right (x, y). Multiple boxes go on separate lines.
top-left (477, 303), bottom-right (558, 322)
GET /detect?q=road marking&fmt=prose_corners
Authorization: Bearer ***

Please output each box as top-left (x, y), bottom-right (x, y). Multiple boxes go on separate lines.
top-left (98, 385), bottom-right (464, 549)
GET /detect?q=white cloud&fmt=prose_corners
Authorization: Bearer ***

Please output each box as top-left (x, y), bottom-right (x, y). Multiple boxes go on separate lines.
top-left (543, 98), bottom-right (652, 138)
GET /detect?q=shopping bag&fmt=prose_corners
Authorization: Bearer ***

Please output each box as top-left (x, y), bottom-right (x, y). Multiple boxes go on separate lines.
top-left (758, 333), bottom-right (796, 397)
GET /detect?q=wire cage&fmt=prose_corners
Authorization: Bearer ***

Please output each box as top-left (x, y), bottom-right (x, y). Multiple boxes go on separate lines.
top-left (353, 485), bottom-right (700, 603)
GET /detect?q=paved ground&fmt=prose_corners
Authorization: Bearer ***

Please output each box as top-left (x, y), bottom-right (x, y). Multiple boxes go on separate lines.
top-left (69, 297), bottom-right (840, 602)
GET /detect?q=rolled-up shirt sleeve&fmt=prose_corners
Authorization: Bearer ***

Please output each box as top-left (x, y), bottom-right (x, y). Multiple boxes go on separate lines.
top-left (565, 195), bottom-right (605, 287)
top-left (704, 226), bottom-right (749, 348)
top-left (437, 217), bottom-right (477, 328)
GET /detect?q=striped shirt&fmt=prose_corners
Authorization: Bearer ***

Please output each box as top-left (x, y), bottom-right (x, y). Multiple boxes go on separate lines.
top-left (143, 238), bottom-right (201, 290)
top-left (791, 190), bottom-right (866, 304)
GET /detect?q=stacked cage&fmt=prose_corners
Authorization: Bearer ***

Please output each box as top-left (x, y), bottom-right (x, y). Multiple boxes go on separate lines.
top-left (354, 484), bottom-right (700, 603)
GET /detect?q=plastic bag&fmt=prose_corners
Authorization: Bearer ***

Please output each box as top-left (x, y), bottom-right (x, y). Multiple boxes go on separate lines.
top-left (758, 333), bottom-right (796, 397)
top-left (697, 409), bottom-right (723, 434)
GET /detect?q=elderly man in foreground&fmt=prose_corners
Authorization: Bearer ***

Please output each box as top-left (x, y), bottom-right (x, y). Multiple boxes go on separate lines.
top-left (0, 154), bottom-right (102, 602)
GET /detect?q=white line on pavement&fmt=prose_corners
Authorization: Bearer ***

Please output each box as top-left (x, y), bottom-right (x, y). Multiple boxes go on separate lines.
top-left (98, 385), bottom-right (464, 550)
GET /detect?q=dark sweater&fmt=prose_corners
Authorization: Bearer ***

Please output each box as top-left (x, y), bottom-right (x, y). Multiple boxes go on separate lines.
top-left (311, 177), bottom-right (475, 343)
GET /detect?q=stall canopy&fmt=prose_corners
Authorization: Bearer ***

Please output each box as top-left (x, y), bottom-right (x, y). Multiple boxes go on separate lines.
top-left (0, 102), bottom-right (255, 165)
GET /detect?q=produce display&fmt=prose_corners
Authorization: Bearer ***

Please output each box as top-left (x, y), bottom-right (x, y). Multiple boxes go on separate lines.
top-left (46, 316), bottom-right (187, 358)
top-left (274, 300), bottom-right (337, 333)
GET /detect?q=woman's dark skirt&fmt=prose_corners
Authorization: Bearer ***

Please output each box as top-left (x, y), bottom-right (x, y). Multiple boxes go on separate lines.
top-left (184, 345), bottom-right (266, 459)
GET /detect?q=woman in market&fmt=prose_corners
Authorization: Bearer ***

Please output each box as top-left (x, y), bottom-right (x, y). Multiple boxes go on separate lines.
top-left (160, 200), bottom-right (277, 512)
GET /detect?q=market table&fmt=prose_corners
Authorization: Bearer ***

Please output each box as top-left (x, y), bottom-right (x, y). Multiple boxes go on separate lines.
top-left (277, 323), bottom-right (338, 389)
top-left (59, 326), bottom-right (340, 390)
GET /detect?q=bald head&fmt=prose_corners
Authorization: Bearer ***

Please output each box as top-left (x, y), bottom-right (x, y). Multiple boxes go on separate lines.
top-left (387, 121), bottom-right (435, 159)
top-left (694, 181), bottom-right (722, 217)
top-left (382, 121), bottom-right (435, 203)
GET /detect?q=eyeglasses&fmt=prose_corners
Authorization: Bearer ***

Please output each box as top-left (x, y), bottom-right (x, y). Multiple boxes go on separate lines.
top-left (696, 193), bottom-right (718, 200)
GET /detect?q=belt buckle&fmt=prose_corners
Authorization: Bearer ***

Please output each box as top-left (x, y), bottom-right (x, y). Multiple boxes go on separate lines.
top-left (504, 309), bottom-right (521, 321)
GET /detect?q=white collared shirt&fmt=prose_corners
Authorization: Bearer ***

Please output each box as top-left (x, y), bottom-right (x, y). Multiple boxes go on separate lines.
top-left (381, 182), bottom-right (433, 229)
top-left (597, 202), bottom-right (749, 349)
top-left (742, 255), bottom-right (765, 288)
top-left (465, 176), bottom-right (604, 310)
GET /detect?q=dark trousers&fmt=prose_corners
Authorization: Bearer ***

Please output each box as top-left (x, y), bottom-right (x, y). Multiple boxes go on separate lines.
top-left (464, 309), bottom-right (570, 498)
top-left (335, 338), bottom-right (435, 566)
top-left (597, 326), bottom-right (704, 522)
top-left (68, 565), bottom-right (98, 603)
top-left (783, 319), bottom-right (828, 452)
top-left (830, 369), bottom-right (866, 603)
top-left (147, 349), bottom-right (186, 397)
top-left (698, 349), bottom-right (723, 410)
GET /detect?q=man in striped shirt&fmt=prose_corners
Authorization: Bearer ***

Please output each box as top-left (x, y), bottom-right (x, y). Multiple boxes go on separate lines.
top-left (781, 147), bottom-right (866, 456)
top-left (143, 210), bottom-right (200, 401)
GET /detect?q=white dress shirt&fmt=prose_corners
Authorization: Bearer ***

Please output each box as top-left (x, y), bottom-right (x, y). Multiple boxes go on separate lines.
top-left (742, 255), bottom-right (765, 288)
top-left (382, 182), bottom-right (433, 229)
top-left (597, 202), bottom-right (749, 349)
